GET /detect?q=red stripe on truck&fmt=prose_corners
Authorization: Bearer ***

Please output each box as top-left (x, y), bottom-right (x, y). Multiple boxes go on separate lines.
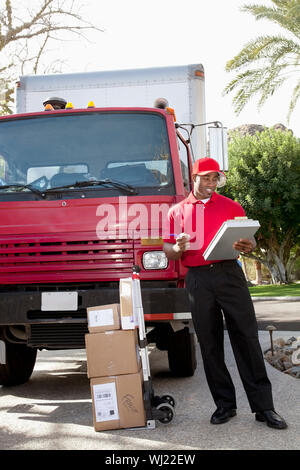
top-left (144, 313), bottom-right (173, 321)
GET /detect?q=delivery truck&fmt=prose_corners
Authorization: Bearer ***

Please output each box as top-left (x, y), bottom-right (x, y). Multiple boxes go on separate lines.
top-left (0, 64), bottom-right (227, 386)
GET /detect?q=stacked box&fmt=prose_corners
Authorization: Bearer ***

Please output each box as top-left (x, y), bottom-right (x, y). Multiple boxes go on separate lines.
top-left (87, 303), bottom-right (120, 333)
top-left (119, 277), bottom-right (137, 329)
top-left (90, 370), bottom-right (145, 431)
top-left (85, 329), bottom-right (141, 378)
top-left (85, 301), bottom-right (145, 431)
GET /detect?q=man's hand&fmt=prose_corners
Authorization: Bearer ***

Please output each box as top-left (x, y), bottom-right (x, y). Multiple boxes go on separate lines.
top-left (233, 238), bottom-right (256, 254)
top-left (163, 233), bottom-right (190, 261)
top-left (175, 233), bottom-right (190, 253)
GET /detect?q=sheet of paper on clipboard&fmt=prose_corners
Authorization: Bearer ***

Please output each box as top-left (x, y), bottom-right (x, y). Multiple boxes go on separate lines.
top-left (203, 217), bottom-right (260, 261)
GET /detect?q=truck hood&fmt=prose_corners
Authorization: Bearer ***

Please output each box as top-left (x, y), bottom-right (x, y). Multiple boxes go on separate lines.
top-left (0, 195), bottom-right (177, 237)
top-left (0, 195), bottom-right (181, 284)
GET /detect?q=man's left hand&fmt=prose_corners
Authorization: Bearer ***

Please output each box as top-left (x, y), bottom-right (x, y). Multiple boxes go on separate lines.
top-left (233, 238), bottom-right (255, 254)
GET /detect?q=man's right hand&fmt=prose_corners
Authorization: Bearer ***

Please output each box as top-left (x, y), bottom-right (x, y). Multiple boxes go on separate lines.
top-left (163, 234), bottom-right (190, 260)
top-left (175, 233), bottom-right (190, 253)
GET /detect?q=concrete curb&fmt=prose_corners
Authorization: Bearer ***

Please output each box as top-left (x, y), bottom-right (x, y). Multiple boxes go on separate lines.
top-left (251, 296), bottom-right (300, 302)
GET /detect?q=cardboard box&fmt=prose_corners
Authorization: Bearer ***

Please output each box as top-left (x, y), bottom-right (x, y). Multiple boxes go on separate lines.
top-left (87, 303), bottom-right (120, 333)
top-left (119, 277), bottom-right (136, 329)
top-left (90, 371), bottom-right (146, 431)
top-left (85, 329), bottom-right (141, 378)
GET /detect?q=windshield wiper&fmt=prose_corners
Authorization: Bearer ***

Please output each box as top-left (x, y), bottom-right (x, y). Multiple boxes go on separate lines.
top-left (0, 183), bottom-right (45, 199)
top-left (46, 179), bottom-right (139, 195)
top-left (0, 179), bottom-right (139, 198)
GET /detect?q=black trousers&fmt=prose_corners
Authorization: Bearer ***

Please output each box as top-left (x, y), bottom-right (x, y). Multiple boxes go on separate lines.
top-left (186, 260), bottom-right (274, 413)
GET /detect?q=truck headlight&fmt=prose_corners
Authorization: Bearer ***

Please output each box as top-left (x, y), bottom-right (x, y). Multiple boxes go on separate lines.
top-left (142, 251), bottom-right (168, 270)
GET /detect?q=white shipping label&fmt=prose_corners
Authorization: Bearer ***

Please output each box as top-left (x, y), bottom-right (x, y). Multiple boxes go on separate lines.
top-left (89, 308), bottom-right (114, 327)
top-left (93, 382), bottom-right (119, 423)
top-left (120, 315), bottom-right (134, 330)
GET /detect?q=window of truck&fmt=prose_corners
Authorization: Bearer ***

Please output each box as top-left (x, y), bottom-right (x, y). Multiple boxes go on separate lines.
top-left (176, 133), bottom-right (191, 192)
top-left (0, 111), bottom-right (175, 199)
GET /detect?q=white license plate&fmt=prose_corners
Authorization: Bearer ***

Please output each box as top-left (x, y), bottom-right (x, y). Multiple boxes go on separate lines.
top-left (41, 292), bottom-right (78, 311)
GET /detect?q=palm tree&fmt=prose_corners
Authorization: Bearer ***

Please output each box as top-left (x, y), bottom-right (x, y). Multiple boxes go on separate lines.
top-left (224, 0), bottom-right (300, 122)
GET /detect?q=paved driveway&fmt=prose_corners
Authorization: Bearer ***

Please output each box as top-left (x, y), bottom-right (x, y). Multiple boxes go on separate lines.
top-left (253, 299), bottom-right (300, 330)
top-left (0, 329), bottom-right (299, 451)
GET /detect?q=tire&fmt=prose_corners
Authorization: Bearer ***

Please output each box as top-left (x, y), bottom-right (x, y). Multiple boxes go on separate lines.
top-left (167, 327), bottom-right (197, 377)
top-left (0, 336), bottom-right (37, 386)
top-left (152, 394), bottom-right (176, 408)
top-left (156, 403), bottom-right (175, 424)
top-left (161, 394), bottom-right (176, 408)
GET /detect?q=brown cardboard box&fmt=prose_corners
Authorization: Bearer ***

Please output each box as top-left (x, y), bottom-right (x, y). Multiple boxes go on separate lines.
top-left (85, 329), bottom-right (141, 378)
top-left (90, 371), bottom-right (146, 431)
top-left (87, 303), bottom-right (120, 333)
top-left (119, 277), bottom-right (135, 329)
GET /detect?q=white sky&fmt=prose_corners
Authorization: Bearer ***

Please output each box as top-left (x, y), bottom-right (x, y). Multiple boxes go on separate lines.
top-left (46, 0), bottom-right (299, 136)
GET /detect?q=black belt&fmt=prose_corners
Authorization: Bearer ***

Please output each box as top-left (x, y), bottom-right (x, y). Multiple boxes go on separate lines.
top-left (188, 260), bottom-right (237, 271)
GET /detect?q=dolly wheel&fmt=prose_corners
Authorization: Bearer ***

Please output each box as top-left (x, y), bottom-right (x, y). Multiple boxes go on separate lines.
top-left (156, 403), bottom-right (175, 424)
top-left (161, 394), bottom-right (176, 408)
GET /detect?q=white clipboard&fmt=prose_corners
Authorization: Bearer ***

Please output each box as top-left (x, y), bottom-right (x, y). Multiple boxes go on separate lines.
top-left (203, 218), bottom-right (260, 261)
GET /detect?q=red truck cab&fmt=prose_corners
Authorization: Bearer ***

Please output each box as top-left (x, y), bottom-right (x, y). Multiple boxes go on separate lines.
top-left (0, 104), bottom-right (196, 386)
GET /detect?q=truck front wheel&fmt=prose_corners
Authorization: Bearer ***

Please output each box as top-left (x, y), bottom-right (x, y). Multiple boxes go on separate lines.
top-left (0, 332), bottom-right (37, 386)
top-left (167, 327), bottom-right (197, 377)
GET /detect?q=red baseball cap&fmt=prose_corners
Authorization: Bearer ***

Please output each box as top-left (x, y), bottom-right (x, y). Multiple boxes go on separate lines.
top-left (192, 157), bottom-right (225, 176)
top-left (192, 157), bottom-right (226, 187)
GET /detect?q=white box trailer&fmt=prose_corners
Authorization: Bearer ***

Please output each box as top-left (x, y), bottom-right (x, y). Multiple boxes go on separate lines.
top-left (16, 64), bottom-right (208, 159)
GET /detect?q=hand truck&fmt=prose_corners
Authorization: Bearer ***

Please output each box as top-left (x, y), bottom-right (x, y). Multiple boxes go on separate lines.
top-left (131, 265), bottom-right (176, 429)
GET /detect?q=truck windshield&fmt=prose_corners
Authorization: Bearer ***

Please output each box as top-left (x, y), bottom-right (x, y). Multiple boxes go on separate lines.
top-left (0, 111), bottom-right (174, 199)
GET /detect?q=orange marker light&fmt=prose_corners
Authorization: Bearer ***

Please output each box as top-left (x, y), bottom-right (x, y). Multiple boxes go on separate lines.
top-left (44, 104), bottom-right (54, 111)
top-left (66, 102), bottom-right (74, 109)
top-left (166, 107), bottom-right (176, 122)
top-left (87, 101), bottom-right (95, 108)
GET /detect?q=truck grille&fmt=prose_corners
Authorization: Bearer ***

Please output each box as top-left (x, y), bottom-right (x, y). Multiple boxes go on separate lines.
top-left (28, 323), bottom-right (88, 349)
top-left (0, 232), bottom-right (134, 284)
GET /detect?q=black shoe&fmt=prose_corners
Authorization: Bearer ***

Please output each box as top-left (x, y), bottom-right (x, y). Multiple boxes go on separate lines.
top-left (210, 407), bottom-right (237, 424)
top-left (255, 410), bottom-right (287, 429)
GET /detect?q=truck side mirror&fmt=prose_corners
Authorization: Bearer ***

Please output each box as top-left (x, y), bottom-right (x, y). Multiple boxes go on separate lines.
top-left (208, 126), bottom-right (228, 171)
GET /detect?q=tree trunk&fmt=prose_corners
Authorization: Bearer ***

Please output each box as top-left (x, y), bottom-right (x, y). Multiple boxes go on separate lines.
top-left (254, 260), bottom-right (262, 284)
top-left (265, 250), bottom-right (288, 284)
top-left (267, 264), bottom-right (283, 284)
top-left (246, 236), bottom-right (295, 284)
top-left (241, 257), bottom-right (250, 282)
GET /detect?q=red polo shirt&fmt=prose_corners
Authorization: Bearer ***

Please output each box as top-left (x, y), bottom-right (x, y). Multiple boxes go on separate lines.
top-left (163, 191), bottom-right (245, 266)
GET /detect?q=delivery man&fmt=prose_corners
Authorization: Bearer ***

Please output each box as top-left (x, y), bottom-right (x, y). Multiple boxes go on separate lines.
top-left (163, 157), bottom-right (287, 429)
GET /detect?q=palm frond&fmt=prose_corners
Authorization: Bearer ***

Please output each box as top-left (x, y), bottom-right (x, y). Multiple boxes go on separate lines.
top-left (268, 41), bottom-right (300, 65)
top-left (225, 0), bottom-right (300, 120)
top-left (225, 35), bottom-right (299, 71)
top-left (287, 79), bottom-right (300, 121)
top-left (224, 69), bottom-right (267, 113)
top-left (256, 64), bottom-right (288, 107)
top-left (224, 63), bottom-right (291, 114)
top-left (242, 1), bottom-right (300, 37)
